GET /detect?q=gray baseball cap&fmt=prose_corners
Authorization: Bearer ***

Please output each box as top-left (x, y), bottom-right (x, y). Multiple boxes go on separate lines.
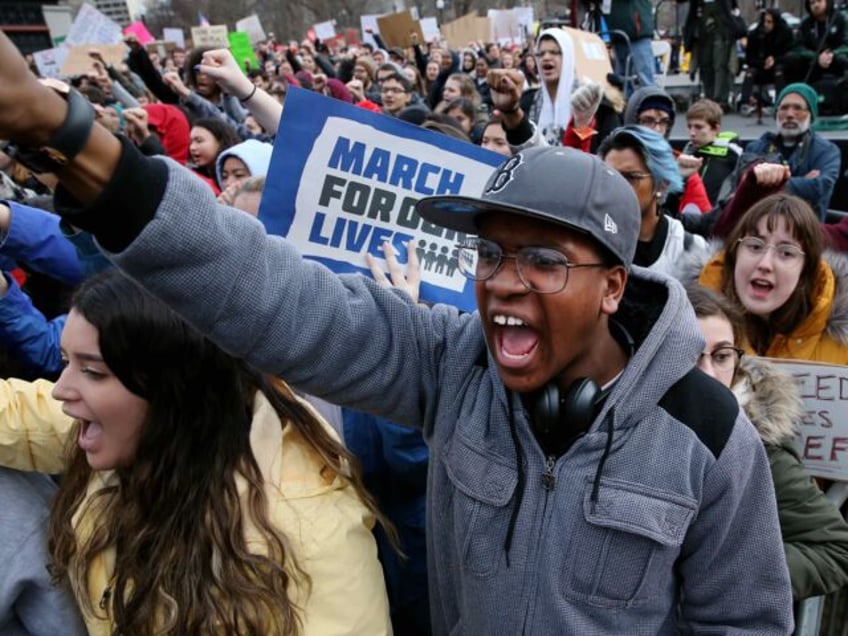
top-left (416, 147), bottom-right (640, 269)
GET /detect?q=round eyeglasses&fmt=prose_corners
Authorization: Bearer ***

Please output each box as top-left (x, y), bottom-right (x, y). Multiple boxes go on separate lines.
top-left (698, 346), bottom-right (744, 372)
top-left (736, 236), bottom-right (804, 265)
top-left (456, 238), bottom-right (606, 294)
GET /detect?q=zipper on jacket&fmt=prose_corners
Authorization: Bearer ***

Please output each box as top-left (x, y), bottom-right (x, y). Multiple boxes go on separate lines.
top-left (541, 455), bottom-right (556, 490)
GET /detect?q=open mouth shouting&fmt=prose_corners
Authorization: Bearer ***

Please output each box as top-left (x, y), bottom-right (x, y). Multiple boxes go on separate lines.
top-left (492, 313), bottom-right (540, 370)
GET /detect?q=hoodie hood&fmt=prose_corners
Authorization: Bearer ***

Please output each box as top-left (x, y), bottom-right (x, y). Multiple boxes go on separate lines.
top-left (534, 28), bottom-right (575, 141)
top-left (215, 139), bottom-right (274, 186)
top-left (591, 265), bottom-right (704, 433)
top-left (143, 104), bottom-right (190, 165)
top-left (623, 86), bottom-right (676, 137)
top-left (732, 357), bottom-right (801, 446)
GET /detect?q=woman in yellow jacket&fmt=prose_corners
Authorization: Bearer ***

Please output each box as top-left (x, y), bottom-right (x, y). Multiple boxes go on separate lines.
top-left (0, 271), bottom-right (391, 635)
top-left (699, 192), bottom-right (848, 364)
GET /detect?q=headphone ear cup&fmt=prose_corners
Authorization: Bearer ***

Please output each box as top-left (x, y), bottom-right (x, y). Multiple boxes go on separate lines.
top-left (533, 383), bottom-right (560, 435)
top-left (561, 377), bottom-right (602, 433)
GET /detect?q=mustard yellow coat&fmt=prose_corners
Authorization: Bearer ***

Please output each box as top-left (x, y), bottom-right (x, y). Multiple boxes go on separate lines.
top-left (0, 378), bottom-right (392, 635)
top-left (699, 252), bottom-right (848, 364)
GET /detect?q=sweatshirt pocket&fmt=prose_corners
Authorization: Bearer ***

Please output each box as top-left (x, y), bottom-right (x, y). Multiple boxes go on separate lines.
top-left (563, 477), bottom-right (697, 608)
top-left (443, 434), bottom-right (517, 577)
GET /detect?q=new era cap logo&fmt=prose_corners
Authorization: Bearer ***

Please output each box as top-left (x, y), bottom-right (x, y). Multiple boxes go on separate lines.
top-left (485, 154), bottom-right (523, 194)
top-left (604, 214), bottom-right (618, 234)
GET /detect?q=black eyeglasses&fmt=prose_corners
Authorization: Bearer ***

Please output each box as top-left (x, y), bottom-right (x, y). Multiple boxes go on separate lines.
top-left (698, 346), bottom-right (744, 371)
top-left (456, 238), bottom-right (606, 294)
top-left (638, 116), bottom-right (672, 129)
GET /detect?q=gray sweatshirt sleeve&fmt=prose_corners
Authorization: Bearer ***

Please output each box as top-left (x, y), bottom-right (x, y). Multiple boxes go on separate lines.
top-left (0, 468), bottom-right (85, 635)
top-left (677, 413), bottom-right (795, 632)
top-left (104, 159), bottom-right (462, 426)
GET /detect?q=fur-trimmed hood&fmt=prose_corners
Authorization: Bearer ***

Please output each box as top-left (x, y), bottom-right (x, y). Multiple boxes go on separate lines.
top-left (732, 356), bottom-right (801, 446)
top-left (675, 239), bottom-right (848, 348)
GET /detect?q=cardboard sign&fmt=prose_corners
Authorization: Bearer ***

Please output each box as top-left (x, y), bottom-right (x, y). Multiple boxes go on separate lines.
top-left (441, 13), bottom-right (491, 50)
top-left (235, 14), bottom-right (266, 44)
top-left (64, 2), bottom-right (123, 47)
top-left (771, 358), bottom-right (848, 481)
top-left (162, 27), bottom-right (185, 49)
top-left (60, 43), bottom-right (127, 76)
top-left (561, 27), bottom-right (620, 101)
top-left (228, 31), bottom-right (260, 72)
top-left (146, 41), bottom-right (177, 59)
top-left (191, 25), bottom-right (229, 48)
top-left (33, 47), bottom-right (68, 79)
top-left (258, 88), bottom-right (504, 311)
top-left (376, 10), bottom-right (424, 48)
top-left (123, 21), bottom-right (154, 45)
top-left (488, 7), bottom-right (535, 45)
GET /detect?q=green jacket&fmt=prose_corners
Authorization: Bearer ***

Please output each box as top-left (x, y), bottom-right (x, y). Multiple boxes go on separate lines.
top-left (734, 357), bottom-right (848, 600)
top-left (605, 0), bottom-right (654, 42)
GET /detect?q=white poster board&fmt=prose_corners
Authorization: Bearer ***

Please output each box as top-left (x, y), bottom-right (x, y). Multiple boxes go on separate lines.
top-left (313, 20), bottom-right (337, 41)
top-left (235, 14), bottom-right (266, 44)
top-left (33, 47), bottom-right (69, 78)
top-left (360, 14), bottom-right (383, 48)
top-left (772, 358), bottom-right (848, 481)
top-left (64, 2), bottom-right (123, 47)
top-left (162, 27), bottom-right (186, 49)
top-left (420, 17), bottom-right (440, 42)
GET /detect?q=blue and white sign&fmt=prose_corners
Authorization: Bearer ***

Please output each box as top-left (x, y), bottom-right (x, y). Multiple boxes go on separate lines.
top-left (259, 87), bottom-right (504, 311)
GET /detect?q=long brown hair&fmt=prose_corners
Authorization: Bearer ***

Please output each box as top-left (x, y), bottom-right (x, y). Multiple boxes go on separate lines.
top-left (48, 272), bottom-right (391, 635)
top-left (720, 193), bottom-right (824, 354)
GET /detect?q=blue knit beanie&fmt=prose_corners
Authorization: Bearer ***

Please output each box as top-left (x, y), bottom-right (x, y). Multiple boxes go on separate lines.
top-left (776, 83), bottom-right (819, 121)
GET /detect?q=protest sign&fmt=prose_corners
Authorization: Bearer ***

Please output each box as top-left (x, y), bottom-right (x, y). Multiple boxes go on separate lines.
top-left (60, 43), bottom-right (127, 76)
top-left (360, 15), bottom-right (383, 48)
top-left (488, 7), bottom-right (535, 45)
top-left (162, 27), bottom-right (185, 48)
top-left (441, 13), bottom-right (491, 50)
top-left (771, 358), bottom-right (848, 480)
top-left (123, 21), bottom-right (155, 45)
top-left (64, 2), bottom-right (123, 47)
top-left (313, 20), bottom-right (337, 41)
top-left (376, 10), bottom-right (424, 48)
top-left (236, 14), bottom-right (266, 44)
top-left (258, 88), bottom-right (504, 311)
top-left (343, 28), bottom-right (361, 46)
top-left (560, 27), bottom-right (621, 100)
top-left (191, 25), bottom-right (229, 48)
top-left (33, 47), bottom-right (68, 79)
top-left (420, 17), bottom-right (440, 42)
top-left (228, 32), bottom-right (260, 71)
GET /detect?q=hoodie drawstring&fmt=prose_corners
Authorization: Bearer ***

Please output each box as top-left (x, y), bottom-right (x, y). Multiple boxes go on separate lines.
top-left (590, 409), bottom-right (616, 512)
top-left (503, 394), bottom-right (525, 568)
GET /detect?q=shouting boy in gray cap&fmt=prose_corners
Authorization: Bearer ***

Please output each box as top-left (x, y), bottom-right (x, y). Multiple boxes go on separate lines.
top-left (0, 30), bottom-right (793, 633)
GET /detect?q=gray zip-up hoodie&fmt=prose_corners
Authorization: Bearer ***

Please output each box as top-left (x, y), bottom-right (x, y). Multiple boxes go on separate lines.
top-left (56, 145), bottom-right (793, 634)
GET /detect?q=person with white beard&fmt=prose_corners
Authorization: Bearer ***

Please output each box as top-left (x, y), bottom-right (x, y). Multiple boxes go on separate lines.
top-left (743, 83), bottom-right (841, 220)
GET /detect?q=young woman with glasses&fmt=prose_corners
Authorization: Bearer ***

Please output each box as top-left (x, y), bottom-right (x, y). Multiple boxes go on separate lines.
top-left (698, 193), bottom-right (848, 364)
top-left (687, 284), bottom-right (848, 601)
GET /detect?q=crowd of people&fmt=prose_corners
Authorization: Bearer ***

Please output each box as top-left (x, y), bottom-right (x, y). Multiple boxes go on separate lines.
top-left (0, 5), bottom-right (847, 633)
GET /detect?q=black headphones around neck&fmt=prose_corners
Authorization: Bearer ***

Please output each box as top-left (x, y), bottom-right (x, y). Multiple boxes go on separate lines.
top-left (532, 377), bottom-right (607, 436)
top-left (531, 320), bottom-right (635, 436)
